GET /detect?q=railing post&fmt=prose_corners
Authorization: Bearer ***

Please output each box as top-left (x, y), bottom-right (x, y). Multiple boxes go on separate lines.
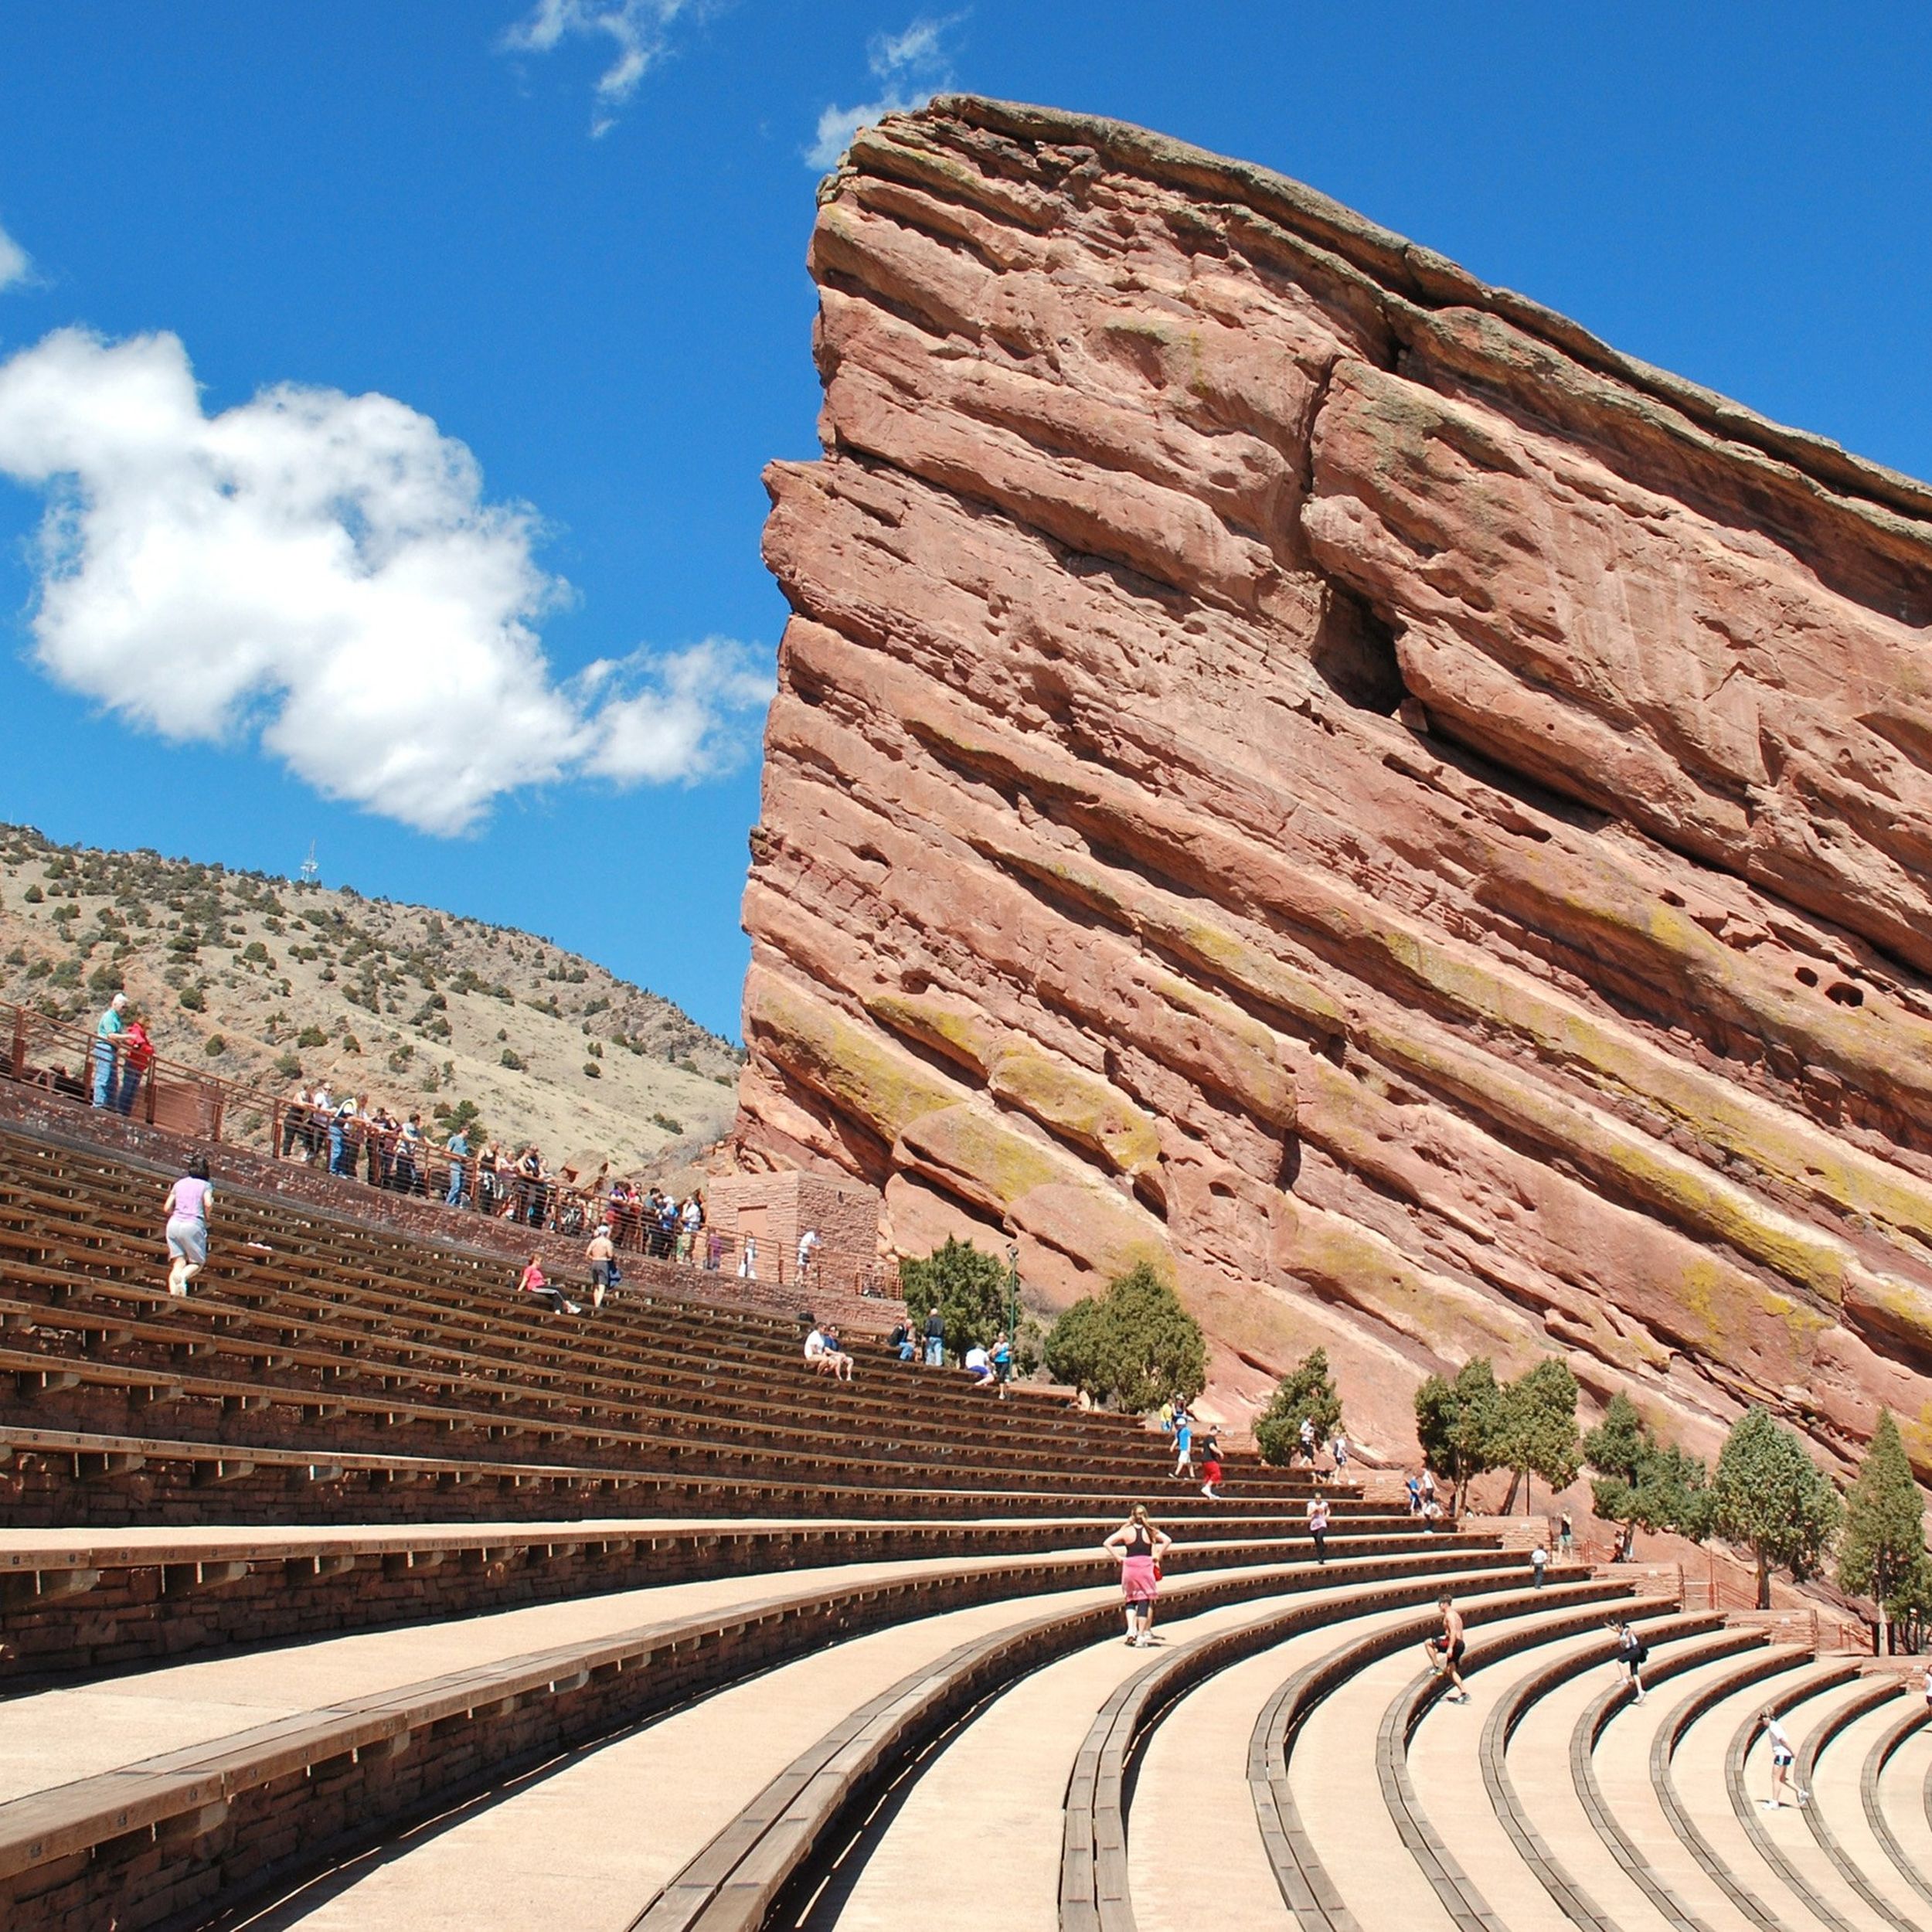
top-left (8, 1005), bottom-right (24, 1081)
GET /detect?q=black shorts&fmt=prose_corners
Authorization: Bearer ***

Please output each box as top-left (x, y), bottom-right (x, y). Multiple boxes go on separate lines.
top-left (1431, 1637), bottom-right (1465, 1666)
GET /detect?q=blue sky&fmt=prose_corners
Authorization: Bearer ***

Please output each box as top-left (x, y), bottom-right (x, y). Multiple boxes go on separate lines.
top-left (1, 3), bottom-right (1928, 1040)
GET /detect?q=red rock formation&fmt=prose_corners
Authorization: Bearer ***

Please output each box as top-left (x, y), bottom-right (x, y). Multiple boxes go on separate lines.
top-left (736, 94), bottom-right (1932, 1472)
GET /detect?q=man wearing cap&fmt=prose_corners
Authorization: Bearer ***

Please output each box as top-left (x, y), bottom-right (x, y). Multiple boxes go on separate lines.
top-left (90, 992), bottom-right (128, 1108)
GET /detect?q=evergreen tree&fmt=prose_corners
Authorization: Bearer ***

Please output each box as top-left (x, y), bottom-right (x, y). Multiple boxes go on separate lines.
top-left (1413, 1359), bottom-right (1504, 1513)
top-left (1582, 1394), bottom-right (1711, 1556)
top-left (1713, 1407), bottom-right (1842, 1609)
top-left (1837, 1410), bottom-right (1930, 1656)
top-left (1043, 1263), bottom-right (1206, 1411)
top-left (898, 1237), bottom-right (1009, 1354)
top-left (1254, 1349), bottom-right (1344, 1466)
top-left (1494, 1358), bottom-right (1583, 1513)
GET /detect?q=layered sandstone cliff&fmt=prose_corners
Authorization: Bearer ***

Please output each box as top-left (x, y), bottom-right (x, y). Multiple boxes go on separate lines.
top-left (736, 95), bottom-right (1932, 1472)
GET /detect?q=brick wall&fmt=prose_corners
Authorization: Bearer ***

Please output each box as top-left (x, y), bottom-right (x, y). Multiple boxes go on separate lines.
top-left (708, 1169), bottom-right (885, 1295)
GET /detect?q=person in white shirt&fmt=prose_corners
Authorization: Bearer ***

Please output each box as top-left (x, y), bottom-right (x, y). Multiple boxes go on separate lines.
top-left (964, 1342), bottom-right (995, 1386)
top-left (796, 1227), bottom-right (822, 1279)
top-left (1760, 1709), bottom-right (1806, 1808)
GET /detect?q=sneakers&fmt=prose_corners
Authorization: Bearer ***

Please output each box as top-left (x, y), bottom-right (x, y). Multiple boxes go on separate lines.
top-left (563, 1301), bottom-right (583, 1316)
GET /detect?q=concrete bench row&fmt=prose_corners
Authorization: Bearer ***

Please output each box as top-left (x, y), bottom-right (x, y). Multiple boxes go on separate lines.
top-left (0, 1537), bottom-right (1511, 1931)
top-left (0, 1512), bottom-right (1502, 1684)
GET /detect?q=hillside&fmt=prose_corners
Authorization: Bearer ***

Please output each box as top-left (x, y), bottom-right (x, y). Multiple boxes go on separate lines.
top-left (0, 824), bottom-right (742, 1175)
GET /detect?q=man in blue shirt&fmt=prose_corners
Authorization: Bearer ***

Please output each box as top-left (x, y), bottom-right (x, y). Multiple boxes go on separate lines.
top-left (90, 993), bottom-right (127, 1108)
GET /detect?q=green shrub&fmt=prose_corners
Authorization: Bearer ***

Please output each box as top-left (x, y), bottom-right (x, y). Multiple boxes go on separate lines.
top-left (296, 1025), bottom-right (328, 1049)
top-left (1254, 1349), bottom-right (1344, 1465)
top-left (178, 982), bottom-right (206, 1012)
top-left (22, 883), bottom-right (42, 903)
top-left (582, 1060), bottom-right (601, 1079)
top-left (272, 1051), bottom-right (303, 1079)
top-left (900, 1237), bottom-right (1011, 1357)
top-left (651, 1112), bottom-right (683, 1134)
top-left (500, 1047), bottom-right (526, 1071)
top-left (1043, 1262), bottom-right (1204, 1412)
top-left (203, 1035), bottom-right (226, 1056)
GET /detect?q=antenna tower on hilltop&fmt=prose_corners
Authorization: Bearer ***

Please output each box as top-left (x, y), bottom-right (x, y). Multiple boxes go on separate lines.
top-left (298, 841), bottom-right (320, 886)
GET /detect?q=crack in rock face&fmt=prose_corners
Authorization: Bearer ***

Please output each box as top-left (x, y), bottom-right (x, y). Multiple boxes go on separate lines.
top-left (734, 94), bottom-right (1932, 1478)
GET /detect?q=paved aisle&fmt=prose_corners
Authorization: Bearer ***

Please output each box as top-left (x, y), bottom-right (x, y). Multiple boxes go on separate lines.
top-left (1404, 1627), bottom-right (1605, 1932)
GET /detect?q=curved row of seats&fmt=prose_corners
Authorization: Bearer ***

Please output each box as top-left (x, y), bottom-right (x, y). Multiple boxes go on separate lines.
top-left (1, 1117), bottom-right (1906, 1931)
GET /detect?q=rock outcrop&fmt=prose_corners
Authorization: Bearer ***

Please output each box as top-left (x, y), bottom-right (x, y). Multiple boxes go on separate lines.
top-left (736, 95), bottom-right (1932, 1472)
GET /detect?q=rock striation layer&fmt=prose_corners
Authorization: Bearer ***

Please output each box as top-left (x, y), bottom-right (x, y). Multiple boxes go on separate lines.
top-left (736, 95), bottom-right (1932, 1471)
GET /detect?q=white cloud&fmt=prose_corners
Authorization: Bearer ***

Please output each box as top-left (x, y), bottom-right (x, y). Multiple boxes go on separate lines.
top-left (580, 637), bottom-right (775, 784)
top-left (501, 0), bottom-right (694, 136)
top-left (806, 14), bottom-right (960, 170)
top-left (0, 220), bottom-right (32, 293)
top-left (0, 328), bottom-right (772, 835)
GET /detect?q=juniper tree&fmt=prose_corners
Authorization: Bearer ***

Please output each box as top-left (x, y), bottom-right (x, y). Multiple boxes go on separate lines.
top-left (1414, 1359), bottom-right (1504, 1513)
top-left (898, 1238), bottom-right (1009, 1355)
top-left (1043, 1263), bottom-right (1205, 1412)
top-left (1713, 1407), bottom-right (1842, 1610)
top-left (1837, 1410), bottom-right (1929, 1656)
top-left (1254, 1349), bottom-right (1344, 1466)
top-left (1582, 1394), bottom-right (1713, 1556)
top-left (1494, 1357), bottom-right (1583, 1514)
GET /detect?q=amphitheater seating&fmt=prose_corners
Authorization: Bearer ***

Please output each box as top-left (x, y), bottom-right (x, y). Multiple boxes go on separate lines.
top-left (0, 1114), bottom-right (1903, 1932)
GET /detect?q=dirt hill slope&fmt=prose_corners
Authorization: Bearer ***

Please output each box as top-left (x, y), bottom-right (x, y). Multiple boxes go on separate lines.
top-left (0, 823), bottom-right (740, 1175)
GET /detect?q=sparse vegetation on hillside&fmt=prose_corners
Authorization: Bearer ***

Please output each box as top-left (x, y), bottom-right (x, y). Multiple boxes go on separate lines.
top-left (0, 823), bottom-right (743, 1176)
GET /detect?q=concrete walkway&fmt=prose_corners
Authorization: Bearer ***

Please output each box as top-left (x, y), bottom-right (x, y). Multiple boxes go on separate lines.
top-left (1804, 1688), bottom-right (1927, 1927)
top-left (1594, 1655), bottom-right (1790, 1932)
top-left (1406, 1624), bottom-right (1607, 1932)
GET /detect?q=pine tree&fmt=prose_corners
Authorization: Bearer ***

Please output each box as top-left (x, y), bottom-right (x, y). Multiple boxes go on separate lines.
top-left (1042, 1263), bottom-right (1205, 1411)
top-left (1583, 1395), bottom-right (1711, 1556)
top-left (1495, 1358), bottom-right (1582, 1514)
top-left (898, 1237), bottom-right (1009, 1353)
top-left (1254, 1349), bottom-right (1344, 1466)
top-left (1837, 1410), bottom-right (1929, 1656)
top-left (1713, 1407), bottom-right (1842, 1609)
top-left (1414, 1359), bottom-right (1504, 1513)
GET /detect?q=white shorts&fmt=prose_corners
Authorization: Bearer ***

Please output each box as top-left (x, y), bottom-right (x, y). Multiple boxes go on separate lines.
top-left (166, 1216), bottom-right (207, 1266)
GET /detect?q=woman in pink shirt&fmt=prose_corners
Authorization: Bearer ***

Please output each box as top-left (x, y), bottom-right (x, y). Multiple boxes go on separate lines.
top-left (163, 1156), bottom-right (213, 1297)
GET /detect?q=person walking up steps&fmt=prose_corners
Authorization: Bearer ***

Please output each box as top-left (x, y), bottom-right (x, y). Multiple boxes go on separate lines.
top-left (1199, 1427), bottom-right (1223, 1500)
top-left (923, 1305), bottom-right (945, 1367)
top-left (1612, 1620), bottom-right (1648, 1703)
top-left (1426, 1596), bottom-right (1470, 1702)
top-left (1760, 1709), bottom-right (1807, 1808)
top-left (1172, 1407), bottom-right (1194, 1480)
top-left (162, 1155), bottom-right (213, 1298)
top-left (1102, 1504), bottom-right (1172, 1648)
top-left (586, 1223), bottom-right (617, 1310)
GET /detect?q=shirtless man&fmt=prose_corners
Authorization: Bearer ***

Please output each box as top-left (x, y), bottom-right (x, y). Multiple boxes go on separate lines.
top-left (1426, 1596), bottom-right (1470, 1702)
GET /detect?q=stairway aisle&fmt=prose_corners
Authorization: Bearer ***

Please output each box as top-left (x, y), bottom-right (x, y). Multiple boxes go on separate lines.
top-left (1126, 1596), bottom-right (1432, 1932)
top-left (1403, 1624), bottom-right (1614, 1932)
top-left (1591, 1646), bottom-right (1804, 1932)
top-left (1801, 1685), bottom-right (1927, 1929)
top-left (1503, 1627), bottom-right (1716, 1932)
top-left (803, 1587), bottom-right (1313, 1932)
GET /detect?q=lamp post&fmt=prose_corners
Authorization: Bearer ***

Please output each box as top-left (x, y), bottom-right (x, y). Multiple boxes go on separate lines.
top-left (1005, 1242), bottom-right (1019, 1395)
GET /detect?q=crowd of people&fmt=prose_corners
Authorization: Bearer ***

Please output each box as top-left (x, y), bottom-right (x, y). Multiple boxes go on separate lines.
top-left (275, 1080), bottom-right (718, 1256)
